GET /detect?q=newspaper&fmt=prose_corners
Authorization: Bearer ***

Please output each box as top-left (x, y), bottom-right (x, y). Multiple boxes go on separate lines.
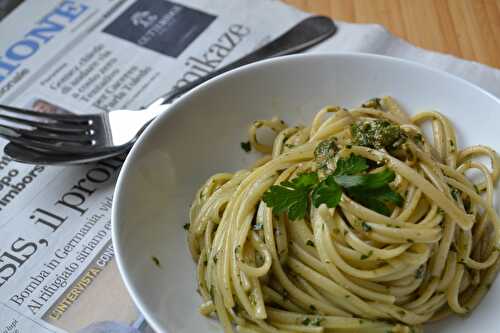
top-left (0, 1), bottom-right (499, 333)
top-left (0, 1), bottom-right (307, 332)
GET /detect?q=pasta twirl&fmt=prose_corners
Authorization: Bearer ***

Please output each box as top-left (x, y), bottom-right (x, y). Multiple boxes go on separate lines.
top-left (187, 97), bottom-right (499, 333)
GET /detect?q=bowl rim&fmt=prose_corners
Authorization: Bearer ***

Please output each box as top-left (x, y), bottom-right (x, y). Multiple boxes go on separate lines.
top-left (111, 51), bottom-right (500, 333)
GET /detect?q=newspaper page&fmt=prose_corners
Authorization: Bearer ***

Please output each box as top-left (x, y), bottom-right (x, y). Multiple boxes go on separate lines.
top-left (0, 0), bottom-right (310, 332)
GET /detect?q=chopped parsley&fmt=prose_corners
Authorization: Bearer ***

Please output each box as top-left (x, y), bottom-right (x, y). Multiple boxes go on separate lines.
top-left (415, 265), bottom-right (425, 279)
top-left (263, 155), bottom-right (403, 219)
top-left (450, 187), bottom-right (461, 201)
top-left (362, 221), bottom-right (372, 232)
top-left (183, 223), bottom-right (190, 230)
top-left (314, 138), bottom-right (338, 172)
top-left (240, 141), bottom-right (251, 152)
top-left (413, 133), bottom-right (424, 145)
top-left (306, 240), bottom-right (315, 247)
top-left (360, 250), bottom-right (373, 260)
top-left (151, 256), bottom-right (161, 267)
top-left (351, 119), bottom-right (405, 150)
top-left (302, 317), bottom-right (322, 326)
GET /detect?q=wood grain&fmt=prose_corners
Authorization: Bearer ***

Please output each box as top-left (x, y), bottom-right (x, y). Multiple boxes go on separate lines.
top-left (283, 0), bottom-right (500, 69)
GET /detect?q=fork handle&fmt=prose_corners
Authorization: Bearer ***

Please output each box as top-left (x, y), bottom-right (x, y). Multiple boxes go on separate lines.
top-left (156, 16), bottom-right (336, 105)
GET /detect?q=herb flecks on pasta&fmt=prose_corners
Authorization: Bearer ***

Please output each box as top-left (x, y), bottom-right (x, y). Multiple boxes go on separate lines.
top-left (187, 96), bottom-right (500, 333)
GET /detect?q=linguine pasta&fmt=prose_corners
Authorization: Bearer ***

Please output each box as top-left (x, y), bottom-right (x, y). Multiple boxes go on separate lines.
top-left (187, 97), bottom-right (499, 333)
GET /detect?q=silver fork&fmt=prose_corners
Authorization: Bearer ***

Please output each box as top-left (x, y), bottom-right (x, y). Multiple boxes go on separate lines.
top-left (0, 16), bottom-right (336, 164)
top-left (0, 102), bottom-right (165, 162)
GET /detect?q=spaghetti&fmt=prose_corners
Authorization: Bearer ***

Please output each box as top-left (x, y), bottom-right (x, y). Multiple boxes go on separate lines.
top-left (187, 96), bottom-right (499, 333)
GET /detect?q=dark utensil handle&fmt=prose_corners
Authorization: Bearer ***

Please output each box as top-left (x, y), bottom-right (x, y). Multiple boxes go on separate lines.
top-left (160, 16), bottom-right (337, 104)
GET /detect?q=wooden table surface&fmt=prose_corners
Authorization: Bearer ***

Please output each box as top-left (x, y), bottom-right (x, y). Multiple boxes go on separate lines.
top-left (283, 0), bottom-right (500, 69)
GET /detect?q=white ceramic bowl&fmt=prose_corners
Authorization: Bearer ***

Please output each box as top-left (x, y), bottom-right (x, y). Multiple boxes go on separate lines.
top-left (112, 53), bottom-right (500, 333)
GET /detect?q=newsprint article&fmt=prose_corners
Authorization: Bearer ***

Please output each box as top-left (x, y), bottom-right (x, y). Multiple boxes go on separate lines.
top-left (0, 0), bottom-right (305, 331)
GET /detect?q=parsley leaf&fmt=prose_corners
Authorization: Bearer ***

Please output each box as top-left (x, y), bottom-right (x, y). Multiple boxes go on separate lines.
top-left (263, 185), bottom-right (309, 220)
top-left (263, 172), bottom-right (319, 220)
top-left (312, 176), bottom-right (341, 208)
top-left (348, 192), bottom-right (391, 215)
top-left (347, 185), bottom-right (403, 216)
top-left (333, 154), bottom-right (369, 176)
top-left (371, 185), bottom-right (404, 206)
top-left (334, 169), bottom-right (396, 190)
top-left (281, 172), bottom-right (319, 188)
top-left (263, 155), bottom-right (402, 219)
top-left (287, 197), bottom-right (308, 220)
